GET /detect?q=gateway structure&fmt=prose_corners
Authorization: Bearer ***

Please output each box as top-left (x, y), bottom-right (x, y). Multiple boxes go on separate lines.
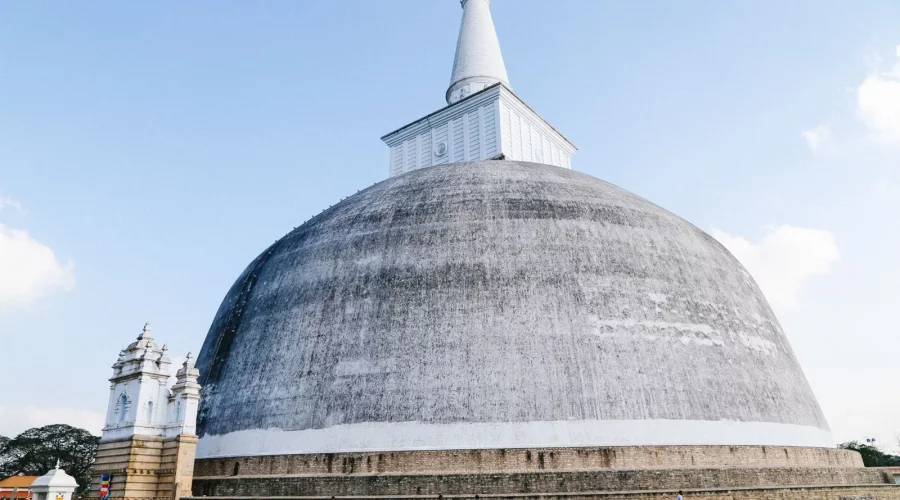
top-left (181, 1), bottom-right (897, 499)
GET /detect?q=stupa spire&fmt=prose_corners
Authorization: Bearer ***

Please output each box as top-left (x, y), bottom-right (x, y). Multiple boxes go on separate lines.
top-left (446, 0), bottom-right (510, 104)
top-left (382, 0), bottom-right (575, 176)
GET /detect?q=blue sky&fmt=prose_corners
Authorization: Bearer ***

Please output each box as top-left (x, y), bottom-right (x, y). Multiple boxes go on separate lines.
top-left (1, 1), bottom-right (899, 449)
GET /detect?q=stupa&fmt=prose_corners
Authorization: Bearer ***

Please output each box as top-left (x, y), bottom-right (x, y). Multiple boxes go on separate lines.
top-left (181, 1), bottom-right (898, 499)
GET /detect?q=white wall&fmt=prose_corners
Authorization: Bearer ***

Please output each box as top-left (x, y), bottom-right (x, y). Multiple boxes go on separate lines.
top-left (384, 85), bottom-right (575, 178)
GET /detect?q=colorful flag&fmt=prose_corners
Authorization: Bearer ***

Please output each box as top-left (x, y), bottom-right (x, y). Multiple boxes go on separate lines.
top-left (99, 474), bottom-right (111, 500)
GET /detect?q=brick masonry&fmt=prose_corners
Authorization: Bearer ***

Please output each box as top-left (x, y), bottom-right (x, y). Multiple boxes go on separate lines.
top-left (194, 446), bottom-right (863, 478)
top-left (191, 466), bottom-right (892, 498)
top-left (185, 484), bottom-right (900, 500)
top-left (90, 435), bottom-right (198, 500)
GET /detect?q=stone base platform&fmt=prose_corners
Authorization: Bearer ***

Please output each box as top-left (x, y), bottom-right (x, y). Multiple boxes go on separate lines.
top-left (186, 485), bottom-right (900, 500)
top-left (194, 446), bottom-right (863, 477)
top-left (191, 467), bottom-right (893, 498)
top-left (188, 447), bottom-right (899, 500)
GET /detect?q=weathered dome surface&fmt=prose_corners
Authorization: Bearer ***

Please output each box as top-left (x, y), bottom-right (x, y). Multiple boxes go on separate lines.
top-left (195, 161), bottom-right (831, 459)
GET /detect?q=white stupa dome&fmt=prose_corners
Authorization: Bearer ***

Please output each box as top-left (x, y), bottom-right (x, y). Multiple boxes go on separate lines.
top-left (193, 161), bottom-right (831, 459)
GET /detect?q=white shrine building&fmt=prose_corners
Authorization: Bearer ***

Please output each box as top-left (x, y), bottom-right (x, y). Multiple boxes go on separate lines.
top-left (29, 462), bottom-right (79, 500)
top-left (101, 323), bottom-right (200, 441)
top-left (90, 323), bottom-right (201, 500)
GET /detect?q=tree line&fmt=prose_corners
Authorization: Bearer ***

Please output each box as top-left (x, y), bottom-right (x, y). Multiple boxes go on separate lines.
top-left (0, 424), bottom-right (98, 497)
top-left (839, 441), bottom-right (900, 467)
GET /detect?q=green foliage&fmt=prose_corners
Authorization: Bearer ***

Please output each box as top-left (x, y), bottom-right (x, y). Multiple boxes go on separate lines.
top-left (0, 425), bottom-right (99, 497)
top-left (839, 441), bottom-right (900, 467)
top-left (0, 436), bottom-right (8, 470)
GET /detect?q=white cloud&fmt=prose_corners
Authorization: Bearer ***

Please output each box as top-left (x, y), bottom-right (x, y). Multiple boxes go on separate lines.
top-left (0, 405), bottom-right (105, 437)
top-left (712, 225), bottom-right (839, 309)
top-left (0, 195), bottom-right (24, 214)
top-left (872, 177), bottom-right (900, 205)
top-left (824, 389), bottom-right (900, 453)
top-left (0, 223), bottom-right (75, 311)
top-left (856, 44), bottom-right (900, 145)
top-left (802, 125), bottom-right (832, 153)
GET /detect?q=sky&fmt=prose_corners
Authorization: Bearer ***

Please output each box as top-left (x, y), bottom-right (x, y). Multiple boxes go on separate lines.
top-left (1, 0), bottom-right (899, 451)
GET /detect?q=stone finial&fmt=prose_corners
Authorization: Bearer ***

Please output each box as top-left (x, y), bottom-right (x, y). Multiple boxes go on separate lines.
top-left (157, 344), bottom-right (170, 367)
top-left (137, 322), bottom-right (153, 340)
top-left (55, 458), bottom-right (61, 469)
top-left (174, 351), bottom-right (200, 385)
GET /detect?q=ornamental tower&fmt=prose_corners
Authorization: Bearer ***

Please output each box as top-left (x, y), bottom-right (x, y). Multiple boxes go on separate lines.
top-left (382, 0), bottom-right (576, 177)
top-left (90, 323), bottom-right (201, 500)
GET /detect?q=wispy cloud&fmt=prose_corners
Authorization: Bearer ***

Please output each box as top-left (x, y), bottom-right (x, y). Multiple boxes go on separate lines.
top-left (872, 177), bottom-right (900, 204)
top-left (0, 405), bottom-right (104, 437)
top-left (0, 223), bottom-right (75, 313)
top-left (0, 195), bottom-right (25, 214)
top-left (802, 125), bottom-right (833, 153)
top-left (825, 389), bottom-right (900, 453)
top-left (857, 44), bottom-right (900, 145)
top-left (712, 225), bottom-right (839, 309)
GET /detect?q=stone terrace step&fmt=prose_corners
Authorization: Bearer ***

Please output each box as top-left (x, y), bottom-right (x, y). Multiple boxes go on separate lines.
top-left (191, 467), bottom-right (892, 498)
top-left (193, 447), bottom-right (863, 477)
top-left (185, 483), bottom-right (900, 500)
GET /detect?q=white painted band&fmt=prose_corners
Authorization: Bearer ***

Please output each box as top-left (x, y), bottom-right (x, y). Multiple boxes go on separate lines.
top-left (196, 419), bottom-right (835, 459)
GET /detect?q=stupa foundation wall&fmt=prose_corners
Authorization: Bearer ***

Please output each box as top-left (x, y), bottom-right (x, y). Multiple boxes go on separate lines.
top-left (194, 446), bottom-right (862, 477)
top-left (186, 484), bottom-right (900, 500)
top-left (191, 465), bottom-right (891, 498)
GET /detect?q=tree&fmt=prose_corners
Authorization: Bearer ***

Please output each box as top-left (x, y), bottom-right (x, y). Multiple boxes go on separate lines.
top-left (0, 425), bottom-right (99, 497)
top-left (839, 441), bottom-right (900, 467)
top-left (0, 436), bottom-right (8, 471)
